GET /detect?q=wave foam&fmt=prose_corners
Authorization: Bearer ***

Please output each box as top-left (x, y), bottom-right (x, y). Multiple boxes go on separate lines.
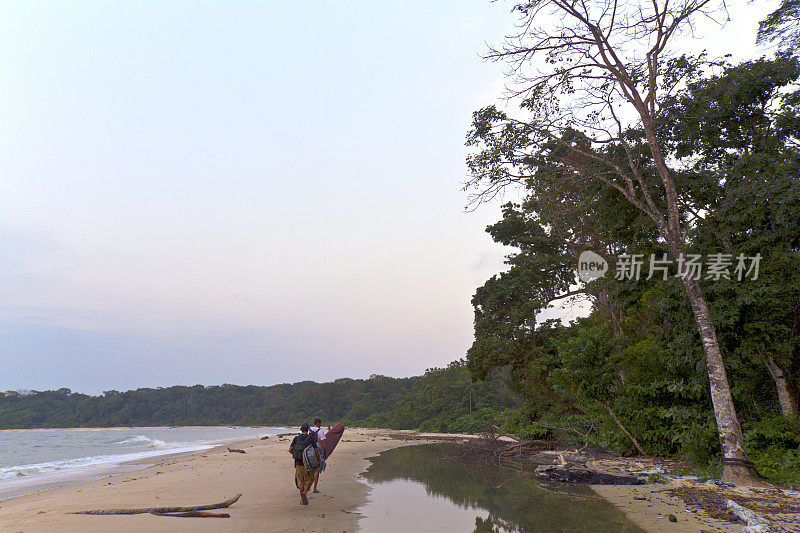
top-left (115, 436), bottom-right (185, 448)
top-left (0, 444), bottom-right (213, 481)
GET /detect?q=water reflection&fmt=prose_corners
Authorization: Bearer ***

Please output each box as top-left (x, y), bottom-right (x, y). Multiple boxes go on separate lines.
top-left (359, 444), bottom-right (644, 532)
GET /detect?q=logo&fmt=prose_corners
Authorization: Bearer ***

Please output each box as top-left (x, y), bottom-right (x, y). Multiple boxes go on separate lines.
top-left (577, 250), bottom-right (609, 282)
top-left (576, 251), bottom-right (761, 282)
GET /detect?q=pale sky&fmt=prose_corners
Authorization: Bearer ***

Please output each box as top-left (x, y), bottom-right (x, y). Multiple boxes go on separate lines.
top-left (0, 0), bottom-right (776, 393)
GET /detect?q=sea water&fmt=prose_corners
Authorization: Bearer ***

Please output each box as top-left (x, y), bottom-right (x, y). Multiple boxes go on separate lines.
top-left (0, 426), bottom-right (290, 500)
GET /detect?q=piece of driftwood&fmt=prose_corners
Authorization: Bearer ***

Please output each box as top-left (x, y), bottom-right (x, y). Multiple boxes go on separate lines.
top-left (534, 465), bottom-right (643, 485)
top-left (227, 447), bottom-right (246, 453)
top-left (152, 511), bottom-right (230, 518)
top-left (726, 500), bottom-right (783, 533)
top-left (499, 439), bottom-right (549, 454)
top-left (70, 493), bottom-right (242, 515)
top-left (489, 425), bottom-right (520, 443)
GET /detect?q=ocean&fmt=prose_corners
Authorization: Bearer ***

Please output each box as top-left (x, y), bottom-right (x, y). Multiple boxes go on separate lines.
top-left (0, 426), bottom-right (291, 500)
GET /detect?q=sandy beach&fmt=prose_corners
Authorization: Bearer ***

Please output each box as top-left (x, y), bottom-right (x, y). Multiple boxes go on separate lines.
top-left (0, 428), bottom-right (416, 533)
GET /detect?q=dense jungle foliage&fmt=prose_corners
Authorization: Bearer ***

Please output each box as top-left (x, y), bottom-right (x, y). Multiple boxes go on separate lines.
top-left (0, 361), bottom-right (519, 435)
top-left (463, 3), bottom-right (800, 486)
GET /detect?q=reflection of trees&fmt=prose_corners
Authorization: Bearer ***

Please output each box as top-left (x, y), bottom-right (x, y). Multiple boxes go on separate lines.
top-left (363, 445), bottom-right (643, 533)
top-left (475, 516), bottom-right (502, 533)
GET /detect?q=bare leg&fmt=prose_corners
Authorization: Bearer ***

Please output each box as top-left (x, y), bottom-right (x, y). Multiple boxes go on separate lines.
top-left (313, 470), bottom-right (320, 492)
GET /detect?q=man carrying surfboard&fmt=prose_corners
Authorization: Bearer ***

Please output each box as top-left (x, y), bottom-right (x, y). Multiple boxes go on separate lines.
top-left (288, 422), bottom-right (317, 505)
top-left (310, 418), bottom-right (326, 493)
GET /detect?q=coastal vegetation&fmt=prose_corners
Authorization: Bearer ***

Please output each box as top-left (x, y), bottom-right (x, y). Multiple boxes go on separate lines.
top-left (0, 361), bottom-right (518, 434)
top-left (464, 0), bottom-right (800, 486)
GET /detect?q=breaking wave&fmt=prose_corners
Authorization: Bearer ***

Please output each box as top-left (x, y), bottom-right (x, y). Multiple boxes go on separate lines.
top-left (0, 444), bottom-right (212, 481)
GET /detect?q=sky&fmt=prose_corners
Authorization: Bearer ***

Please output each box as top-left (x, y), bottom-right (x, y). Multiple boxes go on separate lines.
top-left (0, 0), bottom-right (778, 394)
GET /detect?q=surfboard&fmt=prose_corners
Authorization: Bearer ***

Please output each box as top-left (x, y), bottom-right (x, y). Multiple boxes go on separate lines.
top-left (323, 424), bottom-right (344, 458)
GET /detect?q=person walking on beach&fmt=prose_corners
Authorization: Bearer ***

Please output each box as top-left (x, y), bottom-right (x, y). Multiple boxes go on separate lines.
top-left (289, 422), bottom-right (317, 505)
top-left (310, 418), bottom-right (326, 493)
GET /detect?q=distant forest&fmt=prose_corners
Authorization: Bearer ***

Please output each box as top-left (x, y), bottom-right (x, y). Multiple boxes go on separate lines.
top-left (0, 361), bottom-right (519, 434)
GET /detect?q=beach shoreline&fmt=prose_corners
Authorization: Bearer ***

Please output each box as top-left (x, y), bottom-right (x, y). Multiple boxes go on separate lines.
top-left (0, 428), bottom-right (425, 532)
top-left (0, 426), bottom-right (292, 503)
top-left (2, 428), bottom-right (787, 532)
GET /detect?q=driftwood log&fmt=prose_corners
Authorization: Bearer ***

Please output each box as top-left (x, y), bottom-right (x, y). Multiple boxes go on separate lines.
top-left (534, 465), bottom-right (644, 485)
top-left (152, 511), bottom-right (231, 518)
top-left (227, 447), bottom-right (246, 453)
top-left (489, 425), bottom-right (520, 443)
top-left (726, 500), bottom-right (784, 533)
top-left (69, 493), bottom-right (242, 515)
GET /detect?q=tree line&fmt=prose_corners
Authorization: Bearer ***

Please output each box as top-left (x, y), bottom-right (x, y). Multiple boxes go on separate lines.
top-left (0, 361), bottom-right (519, 434)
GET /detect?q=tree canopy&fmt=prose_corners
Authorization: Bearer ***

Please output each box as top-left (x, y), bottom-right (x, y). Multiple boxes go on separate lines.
top-left (465, 1), bottom-right (800, 485)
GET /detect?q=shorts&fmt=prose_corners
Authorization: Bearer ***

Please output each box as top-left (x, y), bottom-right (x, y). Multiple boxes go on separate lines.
top-left (295, 465), bottom-right (312, 488)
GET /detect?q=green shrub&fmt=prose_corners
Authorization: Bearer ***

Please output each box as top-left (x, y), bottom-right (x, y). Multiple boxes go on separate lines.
top-left (447, 408), bottom-right (500, 434)
top-left (749, 446), bottom-right (800, 486)
top-left (744, 415), bottom-right (800, 486)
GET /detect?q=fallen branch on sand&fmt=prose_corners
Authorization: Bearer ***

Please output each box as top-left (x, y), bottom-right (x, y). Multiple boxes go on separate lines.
top-left (498, 439), bottom-right (550, 454)
top-left (489, 425), bottom-right (520, 443)
top-left (534, 464), bottom-right (643, 485)
top-left (727, 500), bottom-right (784, 533)
top-left (69, 493), bottom-right (243, 516)
top-left (227, 447), bottom-right (246, 453)
top-left (443, 434), bottom-right (561, 464)
top-left (152, 511), bottom-right (230, 518)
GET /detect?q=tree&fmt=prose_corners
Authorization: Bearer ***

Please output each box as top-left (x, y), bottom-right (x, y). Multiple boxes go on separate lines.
top-left (758, 0), bottom-right (800, 50)
top-left (466, 0), bottom-right (759, 484)
top-left (659, 54), bottom-right (800, 417)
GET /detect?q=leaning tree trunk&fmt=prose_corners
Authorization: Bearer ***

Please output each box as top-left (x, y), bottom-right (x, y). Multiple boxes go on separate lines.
top-left (765, 354), bottom-right (798, 417)
top-left (596, 400), bottom-right (645, 455)
top-left (639, 116), bottom-right (758, 484)
top-left (672, 251), bottom-right (755, 485)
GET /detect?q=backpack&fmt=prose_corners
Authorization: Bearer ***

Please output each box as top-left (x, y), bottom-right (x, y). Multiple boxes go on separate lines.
top-left (302, 442), bottom-right (322, 471)
top-left (292, 434), bottom-right (315, 462)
